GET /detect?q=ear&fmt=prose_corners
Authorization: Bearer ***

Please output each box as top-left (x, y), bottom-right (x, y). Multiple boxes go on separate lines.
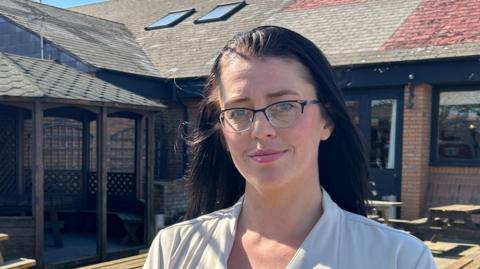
top-left (320, 103), bottom-right (335, 141)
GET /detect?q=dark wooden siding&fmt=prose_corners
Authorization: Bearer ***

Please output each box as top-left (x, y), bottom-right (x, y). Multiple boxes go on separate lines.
top-left (0, 217), bottom-right (35, 260)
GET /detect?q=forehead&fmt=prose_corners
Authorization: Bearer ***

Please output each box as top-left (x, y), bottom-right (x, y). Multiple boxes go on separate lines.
top-left (218, 56), bottom-right (316, 106)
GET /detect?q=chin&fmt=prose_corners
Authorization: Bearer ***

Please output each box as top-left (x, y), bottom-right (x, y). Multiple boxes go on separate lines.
top-left (244, 170), bottom-right (293, 191)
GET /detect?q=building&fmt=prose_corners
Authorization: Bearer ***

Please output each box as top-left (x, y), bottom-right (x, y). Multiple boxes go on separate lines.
top-left (73, 0), bottom-right (480, 219)
top-left (1, 0), bottom-right (479, 267)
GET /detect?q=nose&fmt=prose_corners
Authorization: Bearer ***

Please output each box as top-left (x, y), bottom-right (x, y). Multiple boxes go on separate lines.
top-left (250, 111), bottom-right (276, 139)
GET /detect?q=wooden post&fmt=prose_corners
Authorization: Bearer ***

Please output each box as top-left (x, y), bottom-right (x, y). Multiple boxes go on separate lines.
top-left (16, 108), bottom-right (24, 196)
top-left (82, 116), bottom-right (91, 208)
top-left (146, 114), bottom-right (155, 244)
top-left (96, 107), bottom-right (108, 260)
top-left (33, 101), bottom-right (44, 268)
top-left (135, 116), bottom-right (145, 199)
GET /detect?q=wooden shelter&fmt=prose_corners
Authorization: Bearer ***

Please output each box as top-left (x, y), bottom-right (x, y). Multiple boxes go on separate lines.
top-left (0, 53), bottom-right (165, 268)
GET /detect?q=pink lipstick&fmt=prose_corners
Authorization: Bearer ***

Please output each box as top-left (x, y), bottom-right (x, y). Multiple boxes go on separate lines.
top-left (249, 149), bottom-right (287, 163)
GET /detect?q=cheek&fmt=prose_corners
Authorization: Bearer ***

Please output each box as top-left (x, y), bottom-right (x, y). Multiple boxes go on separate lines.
top-left (222, 131), bottom-right (246, 158)
top-left (292, 114), bottom-right (323, 152)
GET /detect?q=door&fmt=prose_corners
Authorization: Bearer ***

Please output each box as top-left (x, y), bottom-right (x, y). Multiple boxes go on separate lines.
top-left (344, 89), bottom-right (403, 202)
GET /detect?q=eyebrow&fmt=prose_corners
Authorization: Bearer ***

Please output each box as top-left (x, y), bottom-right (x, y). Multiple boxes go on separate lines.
top-left (225, 89), bottom-right (300, 106)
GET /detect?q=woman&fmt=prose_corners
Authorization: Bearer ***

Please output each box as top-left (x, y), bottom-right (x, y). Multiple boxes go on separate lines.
top-left (144, 26), bottom-right (435, 269)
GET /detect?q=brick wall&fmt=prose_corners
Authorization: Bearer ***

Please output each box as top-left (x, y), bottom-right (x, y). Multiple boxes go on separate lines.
top-left (153, 100), bottom-right (197, 180)
top-left (426, 166), bottom-right (480, 207)
top-left (153, 99), bottom-right (199, 220)
top-left (401, 83), bottom-right (432, 219)
top-left (156, 179), bottom-right (188, 221)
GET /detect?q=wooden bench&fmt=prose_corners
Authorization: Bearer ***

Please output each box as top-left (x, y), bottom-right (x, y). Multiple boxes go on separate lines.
top-left (116, 213), bottom-right (143, 244)
top-left (424, 241), bottom-right (459, 254)
top-left (0, 233), bottom-right (8, 265)
top-left (77, 253), bottom-right (147, 269)
top-left (0, 258), bottom-right (36, 269)
top-left (375, 218), bottom-right (410, 229)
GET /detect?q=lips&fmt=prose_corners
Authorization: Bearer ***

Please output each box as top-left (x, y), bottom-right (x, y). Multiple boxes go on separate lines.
top-left (248, 149), bottom-right (288, 163)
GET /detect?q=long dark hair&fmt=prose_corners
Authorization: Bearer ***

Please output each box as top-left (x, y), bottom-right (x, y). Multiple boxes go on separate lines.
top-left (185, 26), bottom-right (370, 219)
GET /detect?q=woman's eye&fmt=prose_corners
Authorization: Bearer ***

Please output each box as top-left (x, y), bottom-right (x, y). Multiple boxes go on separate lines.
top-left (275, 103), bottom-right (295, 111)
top-left (228, 109), bottom-right (249, 119)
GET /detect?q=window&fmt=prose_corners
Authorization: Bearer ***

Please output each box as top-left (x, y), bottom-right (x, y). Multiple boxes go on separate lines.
top-left (145, 9), bottom-right (195, 30)
top-left (195, 1), bottom-right (246, 23)
top-left (432, 89), bottom-right (480, 164)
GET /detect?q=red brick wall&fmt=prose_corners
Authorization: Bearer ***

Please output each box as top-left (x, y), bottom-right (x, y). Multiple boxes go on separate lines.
top-left (156, 179), bottom-right (188, 219)
top-left (425, 166), bottom-right (480, 223)
top-left (425, 166), bottom-right (480, 208)
top-left (153, 99), bottom-right (200, 180)
top-left (401, 84), bottom-right (432, 219)
top-left (153, 99), bottom-right (199, 219)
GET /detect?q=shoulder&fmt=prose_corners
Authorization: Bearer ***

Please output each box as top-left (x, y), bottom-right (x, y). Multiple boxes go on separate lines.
top-left (342, 210), bottom-right (426, 249)
top-left (158, 206), bottom-right (236, 242)
top-left (340, 211), bottom-right (435, 267)
top-left (157, 204), bottom-right (236, 246)
top-left (143, 204), bottom-right (239, 269)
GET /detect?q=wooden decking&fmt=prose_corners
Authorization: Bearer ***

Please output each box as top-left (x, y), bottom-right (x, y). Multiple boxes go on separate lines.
top-left (72, 241), bottom-right (480, 269)
top-left (434, 244), bottom-right (480, 269)
top-left (77, 253), bottom-right (147, 269)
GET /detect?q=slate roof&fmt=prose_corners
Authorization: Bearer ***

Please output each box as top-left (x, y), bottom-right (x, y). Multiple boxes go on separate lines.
top-left (0, 53), bottom-right (165, 109)
top-left (0, 0), bottom-right (159, 77)
top-left (71, 0), bottom-right (292, 78)
top-left (72, 0), bottom-right (480, 77)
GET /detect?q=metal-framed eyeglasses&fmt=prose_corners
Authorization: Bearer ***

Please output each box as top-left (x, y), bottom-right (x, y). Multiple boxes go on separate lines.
top-left (219, 99), bottom-right (321, 133)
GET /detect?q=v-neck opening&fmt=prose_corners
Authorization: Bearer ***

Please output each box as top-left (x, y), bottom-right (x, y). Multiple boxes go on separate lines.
top-left (224, 190), bottom-right (329, 268)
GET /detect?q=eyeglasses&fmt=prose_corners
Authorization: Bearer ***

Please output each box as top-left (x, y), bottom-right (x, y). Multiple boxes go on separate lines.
top-left (219, 100), bottom-right (321, 133)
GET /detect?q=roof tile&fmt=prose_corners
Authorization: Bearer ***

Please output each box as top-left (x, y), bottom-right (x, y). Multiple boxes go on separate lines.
top-left (0, 0), bottom-right (159, 77)
top-left (0, 53), bottom-right (165, 109)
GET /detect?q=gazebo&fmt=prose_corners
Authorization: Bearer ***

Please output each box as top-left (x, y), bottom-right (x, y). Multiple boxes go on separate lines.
top-left (0, 53), bottom-right (165, 268)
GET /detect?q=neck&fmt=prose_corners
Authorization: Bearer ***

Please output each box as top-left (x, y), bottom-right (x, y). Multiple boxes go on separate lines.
top-left (239, 176), bottom-right (323, 241)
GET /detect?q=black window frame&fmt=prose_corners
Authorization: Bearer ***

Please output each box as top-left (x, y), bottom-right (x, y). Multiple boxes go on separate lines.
top-left (430, 86), bottom-right (480, 166)
top-left (194, 1), bottom-right (247, 24)
top-left (145, 8), bottom-right (196, 30)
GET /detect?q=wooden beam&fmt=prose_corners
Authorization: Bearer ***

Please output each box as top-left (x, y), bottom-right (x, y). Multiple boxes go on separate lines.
top-left (146, 114), bottom-right (155, 244)
top-left (96, 107), bottom-right (108, 260)
top-left (33, 101), bottom-right (44, 268)
top-left (135, 116), bottom-right (145, 199)
top-left (82, 117), bottom-right (91, 208)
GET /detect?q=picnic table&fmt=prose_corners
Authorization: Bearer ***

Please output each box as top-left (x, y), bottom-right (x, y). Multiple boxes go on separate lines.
top-left (369, 200), bottom-right (403, 226)
top-left (406, 204), bottom-right (480, 243)
top-left (428, 204), bottom-right (480, 229)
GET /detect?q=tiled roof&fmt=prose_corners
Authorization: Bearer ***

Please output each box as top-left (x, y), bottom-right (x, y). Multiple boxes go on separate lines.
top-left (0, 0), bottom-right (159, 77)
top-left (71, 0), bottom-right (291, 78)
top-left (381, 0), bottom-right (480, 50)
top-left (72, 0), bottom-right (480, 77)
top-left (0, 53), bottom-right (165, 109)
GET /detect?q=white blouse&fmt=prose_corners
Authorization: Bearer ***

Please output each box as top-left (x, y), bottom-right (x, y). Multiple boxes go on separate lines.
top-left (143, 190), bottom-right (436, 269)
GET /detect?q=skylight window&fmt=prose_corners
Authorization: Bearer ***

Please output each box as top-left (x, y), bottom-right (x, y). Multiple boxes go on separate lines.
top-left (145, 9), bottom-right (195, 30)
top-left (194, 1), bottom-right (246, 24)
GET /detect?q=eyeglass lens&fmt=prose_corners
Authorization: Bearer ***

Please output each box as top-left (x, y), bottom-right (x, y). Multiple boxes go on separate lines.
top-left (221, 101), bottom-right (302, 132)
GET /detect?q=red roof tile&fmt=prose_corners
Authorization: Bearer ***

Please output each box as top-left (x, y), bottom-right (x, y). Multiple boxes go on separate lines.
top-left (381, 0), bottom-right (480, 50)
